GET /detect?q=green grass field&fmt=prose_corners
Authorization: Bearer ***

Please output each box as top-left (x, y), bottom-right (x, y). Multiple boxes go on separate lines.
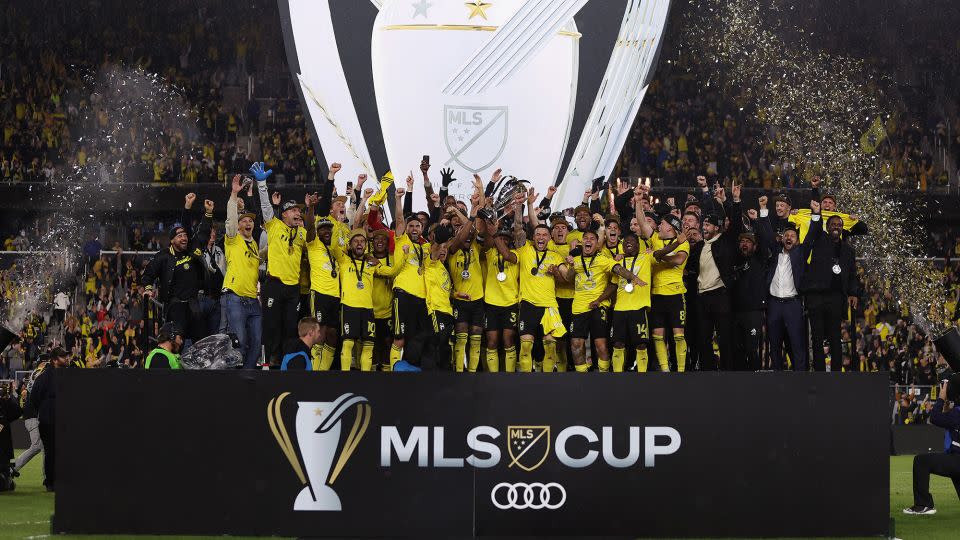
top-left (2, 453), bottom-right (959, 539)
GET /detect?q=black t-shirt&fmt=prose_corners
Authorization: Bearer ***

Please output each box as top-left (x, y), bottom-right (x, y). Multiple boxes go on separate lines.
top-left (282, 339), bottom-right (311, 370)
top-left (169, 249), bottom-right (203, 300)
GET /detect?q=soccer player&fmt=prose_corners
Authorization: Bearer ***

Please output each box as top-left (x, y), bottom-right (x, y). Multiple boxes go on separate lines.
top-left (563, 228), bottom-right (645, 372)
top-left (611, 232), bottom-right (653, 372)
top-left (496, 216), bottom-right (568, 373)
top-left (601, 215), bottom-right (624, 261)
top-left (251, 161), bottom-right (307, 365)
top-left (548, 212), bottom-right (574, 372)
top-left (636, 184), bottom-right (690, 372)
top-left (337, 229), bottom-right (392, 371)
top-left (303, 195), bottom-right (342, 371)
top-left (482, 224), bottom-right (521, 372)
top-left (370, 229), bottom-right (399, 371)
top-left (222, 175), bottom-right (262, 369)
top-left (389, 183), bottom-right (430, 370)
top-left (447, 181), bottom-right (486, 372)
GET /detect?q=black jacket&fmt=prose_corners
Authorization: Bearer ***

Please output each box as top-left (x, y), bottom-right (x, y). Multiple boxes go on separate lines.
top-left (29, 365), bottom-right (59, 425)
top-left (732, 215), bottom-right (773, 312)
top-left (762, 213), bottom-right (817, 296)
top-left (686, 200), bottom-right (744, 292)
top-left (802, 212), bottom-right (861, 297)
top-left (141, 212), bottom-right (212, 302)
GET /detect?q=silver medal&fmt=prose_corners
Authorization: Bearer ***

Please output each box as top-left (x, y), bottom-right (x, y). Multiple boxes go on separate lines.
top-left (461, 270), bottom-right (470, 280)
top-left (832, 264), bottom-right (841, 275)
top-left (624, 283), bottom-right (635, 293)
top-left (356, 281), bottom-right (365, 290)
top-left (497, 272), bottom-right (507, 282)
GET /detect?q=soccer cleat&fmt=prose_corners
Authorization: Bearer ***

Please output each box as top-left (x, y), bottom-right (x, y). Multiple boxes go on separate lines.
top-left (902, 505), bottom-right (936, 515)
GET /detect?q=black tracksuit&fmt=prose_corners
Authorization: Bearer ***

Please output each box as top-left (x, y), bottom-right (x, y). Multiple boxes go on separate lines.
top-left (731, 217), bottom-right (771, 371)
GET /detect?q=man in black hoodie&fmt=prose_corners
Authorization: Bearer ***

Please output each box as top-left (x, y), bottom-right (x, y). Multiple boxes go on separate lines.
top-left (731, 203), bottom-right (773, 371)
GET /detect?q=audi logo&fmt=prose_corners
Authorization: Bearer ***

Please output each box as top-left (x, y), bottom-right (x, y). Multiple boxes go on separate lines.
top-left (490, 482), bottom-right (567, 510)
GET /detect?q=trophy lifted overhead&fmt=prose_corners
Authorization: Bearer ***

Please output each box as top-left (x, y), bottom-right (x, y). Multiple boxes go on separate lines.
top-left (280, 0), bottom-right (671, 212)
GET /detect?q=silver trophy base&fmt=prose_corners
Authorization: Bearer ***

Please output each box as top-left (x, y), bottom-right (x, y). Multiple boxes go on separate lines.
top-left (294, 484), bottom-right (342, 511)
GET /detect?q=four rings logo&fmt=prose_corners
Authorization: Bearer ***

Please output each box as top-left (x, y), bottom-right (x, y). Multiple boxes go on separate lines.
top-left (492, 482), bottom-right (566, 510)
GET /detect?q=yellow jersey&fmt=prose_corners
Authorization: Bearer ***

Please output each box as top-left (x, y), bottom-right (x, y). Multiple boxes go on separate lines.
top-left (373, 252), bottom-right (401, 319)
top-left (601, 240), bottom-right (623, 260)
top-left (517, 243), bottom-right (564, 308)
top-left (424, 255), bottom-right (453, 315)
top-left (337, 252), bottom-right (391, 310)
top-left (570, 253), bottom-right (617, 315)
top-left (548, 241), bottom-right (575, 300)
top-left (263, 217), bottom-right (306, 285)
top-left (222, 233), bottom-right (260, 298)
top-left (392, 234), bottom-right (429, 298)
top-left (613, 252), bottom-right (653, 311)
top-left (484, 246), bottom-right (520, 307)
top-left (789, 209), bottom-right (860, 242)
top-left (447, 239), bottom-right (485, 301)
top-left (649, 232), bottom-right (688, 296)
top-left (305, 237), bottom-right (342, 297)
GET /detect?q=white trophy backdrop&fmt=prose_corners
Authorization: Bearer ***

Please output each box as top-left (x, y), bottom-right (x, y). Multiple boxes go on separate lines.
top-left (279, 0), bottom-right (671, 212)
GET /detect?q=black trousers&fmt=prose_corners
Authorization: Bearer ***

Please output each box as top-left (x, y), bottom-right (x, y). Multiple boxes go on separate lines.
top-left (683, 290), bottom-right (699, 371)
top-left (767, 297), bottom-right (807, 371)
top-left (913, 452), bottom-right (960, 507)
top-left (261, 278), bottom-right (301, 365)
top-left (165, 298), bottom-right (207, 343)
top-left (696, 288), bottom-right (736, 371)
top-left (39, 422), bottom-right (55, 489)
top-left (806, 292), bottom-right (846, 372)
top-left (733, 310), bottom-right (764, 371)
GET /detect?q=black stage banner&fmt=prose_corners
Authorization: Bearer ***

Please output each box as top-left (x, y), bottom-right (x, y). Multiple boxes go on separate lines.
top-left (55, 371), bottom-right (889, 538)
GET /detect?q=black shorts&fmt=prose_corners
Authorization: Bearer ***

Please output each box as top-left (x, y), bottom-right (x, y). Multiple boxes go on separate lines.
top-left (484, 303), bottom-right (518, 331)
top-left (432, 311), bottom-right (454, 336)
top-left (518, 301), bottom-right (545, 337)
top-left (569, 306), bottom-right (610, 340)
top-left (311, 291), bottom-right (340, 328)
top-left (611, 308), bottom-right (650, 346)
top-left (342, 305), bottom-right (375, 340)
top-left (650, 294), bottom-right (686, 330)
top-left (375, 318), bottom-right (393, 341)
top-left (453, 299), bottom-right (485, 327)
top-left (393, 289), bottom-right (428, 339)
top-left (557, 297), bottom-right (573, 325)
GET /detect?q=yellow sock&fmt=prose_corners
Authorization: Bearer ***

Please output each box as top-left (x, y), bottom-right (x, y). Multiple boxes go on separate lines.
top-left (485, 348), bottom-right (499, 372)
top-left (598, 358), bottom-right (611, 372)
top-left (653, 335), bottom-right (669, 371)
top-left (310, 344), bottom-right (323, 371)
top-left (574, 363), bottom-right (589, 373)
top-left (388, 345), bottom-right (402, 371)
top-left (636, 348), bottom-right (649, 372)
top-left (504, 346), bottom-right (517, 372)
top-left (556, 344), bottom-right (568, 372)
top-left (340, 340), bottom-right (356, 371)
top-left (360, 341), bottom-right (374, 371)
top-left (453, 332), bottom-right (467, 372)
top-left (519, 340), bottom-right (534, 372)
top-left (543, 340), bottom-right (557, 373)
top-left (612, 347), bottom-right (625, 372)
top-left (320, 344), bottom-right (336, 371)
top-left (468, 334), bottom-right (481, 372)
top-left (674, 334), bottom-right (687, 372)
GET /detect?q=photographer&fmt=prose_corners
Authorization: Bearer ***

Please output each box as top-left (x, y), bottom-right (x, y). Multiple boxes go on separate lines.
top-left (904, 374), bottom-right (960, 515)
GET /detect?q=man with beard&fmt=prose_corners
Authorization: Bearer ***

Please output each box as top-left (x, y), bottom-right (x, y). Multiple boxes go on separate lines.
top-left (370, 229), bottom-right (400, 371)
top-left (731, 202), bottom-right (773, 371)
top-left (496, 219), bottom-right (568, 373)
top-left (763, 198), bottom-right (819, 371)
top-left (141, 195), bottom-right (213, 346)
top-left (482, 222), bottom-right (521, 372)
top-left (222, 175), bottom-right (263, 369)
top-left (336, 229), bottom-right (393, 371)
top-left (447, 178), bottom-right (487, 372)
top-left (611, 232), bottom-right (654, 372)
top-left (564, 228), bottom-right (645, 372)
top-left (566, 203), bottom-right (593, 248)
top-left (303, 194), bottom-right (342, 371)
top-left (803, 197), bottom-right (861, 372)
top-left (389, 183), bottom-right (431, 370)
top-left (144, 322), bottom-right (184, 369)
top-left (251, 161), bottom-right (307, 365)
top-left (680, 210), bottom-right (703, 370)
top-left (788, 176), bottom-right (869, 242)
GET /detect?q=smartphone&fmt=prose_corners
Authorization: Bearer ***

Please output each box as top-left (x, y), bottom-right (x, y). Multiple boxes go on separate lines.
top-left (422, 155), bottom-right (430, 165)
top-left (346, 181), bottom-right (354, 191)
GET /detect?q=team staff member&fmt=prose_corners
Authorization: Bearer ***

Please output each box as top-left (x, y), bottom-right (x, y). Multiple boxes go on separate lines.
top-left (144, 322), bottom-right (184, 369)
top-left (447, 183), bottom-right (486, 372)
top-left (28, 347), bottom-right (70, 492)
top-left (563, 228), bottom-right (645, 373)
top-left (611, 232), bottom-right (654, 372)
top-left (370, 229), bottom-right (400, 371)
top-left (222, 175), bottom-right (263, 369)
top-left (497, 216), bottom-right (568, 373)
top-left (252, 161), bottom-right (307, 365)
top-left (337, 229), bottom-right (393, 371)
top-left (905, 376), bottom-right (960, 515)
top-left (389, 183), bottom-right (431, 370)
top-left (636, 184), bottom-right (690, 372)
top-left (483, 224), bottom-right (521, 372)
top-left (141, 195), bottom-right (213, 346)
top-left (304, 194), bottom-right (342, 371)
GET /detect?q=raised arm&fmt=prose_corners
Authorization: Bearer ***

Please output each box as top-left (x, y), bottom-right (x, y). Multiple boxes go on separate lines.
top-left (526, 188), bottom-right (541, 229)
top-left (317, 162), bottom-right (340, 217)
top-left (226, 175), bottom-right (243, 238)
top-left (634, 185), bottom-right (654, 240)
top-left (492, 233), bottom-right (518, 265)
top-left (394, 187), bottom-right (407, 237)
top-left (304, 192), bottom-right (318, 243)
top-left (250, 162), bottom-right (275, 222)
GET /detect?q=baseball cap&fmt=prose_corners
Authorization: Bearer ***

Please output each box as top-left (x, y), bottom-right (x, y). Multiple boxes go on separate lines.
top-left (281, 201), bottom-right (304, 213)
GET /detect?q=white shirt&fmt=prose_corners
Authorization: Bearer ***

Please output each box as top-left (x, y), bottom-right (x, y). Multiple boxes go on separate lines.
top-left (54, 292), bottom-right (70, 311)
top-left (770, 251), bottom-right (798, 298)
top-left (697, 234), bottom-right (724, 293)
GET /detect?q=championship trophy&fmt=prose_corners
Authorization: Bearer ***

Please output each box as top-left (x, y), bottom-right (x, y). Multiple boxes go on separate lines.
top-left (280, 0), bottom-right (671, 211)
top-left (267, 392), bottom-right (372, 511)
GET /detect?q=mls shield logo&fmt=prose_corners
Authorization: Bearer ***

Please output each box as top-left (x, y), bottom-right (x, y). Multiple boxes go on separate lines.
top-left (507, 425), bottom-right (551, 472)
top-left (444, 105), bottom-right (509, 172)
